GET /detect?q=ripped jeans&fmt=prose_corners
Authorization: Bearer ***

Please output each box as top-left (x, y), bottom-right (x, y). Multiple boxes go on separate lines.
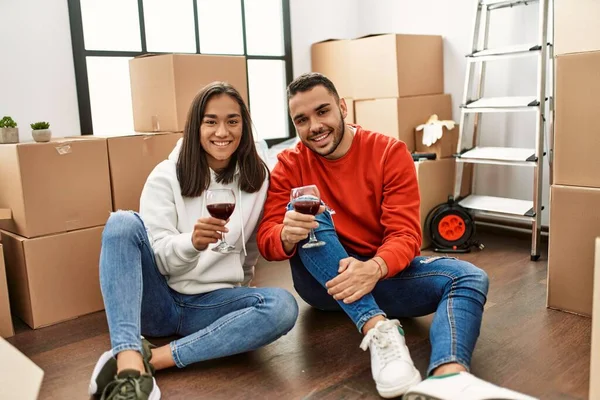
top-left (289, 208), bottom-right (489, 376)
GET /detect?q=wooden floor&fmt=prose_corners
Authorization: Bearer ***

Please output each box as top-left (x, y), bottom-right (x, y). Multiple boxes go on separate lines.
top-left (7, 229), bottom-right (592, 400)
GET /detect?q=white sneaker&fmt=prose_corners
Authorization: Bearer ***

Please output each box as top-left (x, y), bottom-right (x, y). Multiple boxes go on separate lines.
top-left (403, 371), bottom-right (539, 400)
top-left (360, 319), bottom-right (422, 398)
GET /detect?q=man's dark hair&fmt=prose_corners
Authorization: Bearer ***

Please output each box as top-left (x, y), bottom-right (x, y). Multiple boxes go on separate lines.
top-left (287, 72), bottom-right (340, 101)
top-left (177, 81), bottom-right (268, 197)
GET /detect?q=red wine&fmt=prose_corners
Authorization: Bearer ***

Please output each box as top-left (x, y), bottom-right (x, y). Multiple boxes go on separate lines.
top-left (207, 203), bottom-right (235, 220)
top-left (294, 199), bottom-right (320, 215)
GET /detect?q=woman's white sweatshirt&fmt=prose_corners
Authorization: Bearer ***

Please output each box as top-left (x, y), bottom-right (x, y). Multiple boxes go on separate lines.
top-left (138, 139), bottom-right (269, 295)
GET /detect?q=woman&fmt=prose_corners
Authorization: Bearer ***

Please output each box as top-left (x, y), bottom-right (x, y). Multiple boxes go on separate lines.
top-left (89, 82), bottom-right (299, 400)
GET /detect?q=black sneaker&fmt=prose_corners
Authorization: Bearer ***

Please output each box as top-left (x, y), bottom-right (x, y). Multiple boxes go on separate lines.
top-left (89, 338), bottom-right (156, 397)
top-left (100, 369), bottom-right (160, 400)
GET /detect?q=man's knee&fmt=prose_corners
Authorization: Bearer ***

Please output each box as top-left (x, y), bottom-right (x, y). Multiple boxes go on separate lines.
top-left (314, 210), bottom-right (334, 231)
top-left (456, 261), bottom-right (489, 296)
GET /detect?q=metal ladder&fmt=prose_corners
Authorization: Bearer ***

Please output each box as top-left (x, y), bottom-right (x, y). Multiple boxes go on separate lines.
top-left (453, 0), bottom-right (553, 261)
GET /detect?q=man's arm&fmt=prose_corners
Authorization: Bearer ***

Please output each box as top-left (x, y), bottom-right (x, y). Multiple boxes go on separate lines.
top-left (376, 141), bottom-right (422, 277)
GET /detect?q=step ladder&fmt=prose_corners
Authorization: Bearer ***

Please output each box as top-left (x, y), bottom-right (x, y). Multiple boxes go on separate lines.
top-left (453, 0), bottom-right (553, 261)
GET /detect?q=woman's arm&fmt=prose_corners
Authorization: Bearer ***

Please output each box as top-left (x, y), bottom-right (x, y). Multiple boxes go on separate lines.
top-left (139, 162), bottom-right (201, 277)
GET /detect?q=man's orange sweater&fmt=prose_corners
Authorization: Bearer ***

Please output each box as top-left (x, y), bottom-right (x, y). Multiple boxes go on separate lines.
top-left (257, 125), bottom-right (422, 277)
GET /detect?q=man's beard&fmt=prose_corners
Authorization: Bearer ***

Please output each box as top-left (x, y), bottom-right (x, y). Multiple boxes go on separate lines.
top-left (308, 111), bottom-right (346, 158)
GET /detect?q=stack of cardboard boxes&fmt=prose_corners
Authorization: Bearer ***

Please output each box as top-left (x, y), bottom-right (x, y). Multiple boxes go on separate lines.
top-left (0, 138), bottom-right (112, 329)
top-left (550, 1), bottom-right (600, 396)
top-left (593, 238), bottom-right (600, 399)
top-left (0, 53), bottom-right (249, 331)
top-left (311, 34), bottom-right (470, 248)
top-left (0, 209), bottom-right (12, 337)
top-left (547, 0), bottom-right (600, 318)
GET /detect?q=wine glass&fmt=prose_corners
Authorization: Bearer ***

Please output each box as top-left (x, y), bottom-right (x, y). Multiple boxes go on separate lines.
top-left (291, 185), bottom-right (326, 248)
top-left (206, 188), bottom-right (236, 253)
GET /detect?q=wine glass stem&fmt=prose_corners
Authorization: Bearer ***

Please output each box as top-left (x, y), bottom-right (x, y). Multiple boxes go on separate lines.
top-left (309, 228), bottom-right (318, 243)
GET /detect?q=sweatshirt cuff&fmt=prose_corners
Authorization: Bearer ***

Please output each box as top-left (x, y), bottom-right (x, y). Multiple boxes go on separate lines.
top-left (173, 232), bottom-right (202, 261)
top-left (274, 224), bottom-right (296, 260)
top-left (376, 249), bottom-right (409, 278)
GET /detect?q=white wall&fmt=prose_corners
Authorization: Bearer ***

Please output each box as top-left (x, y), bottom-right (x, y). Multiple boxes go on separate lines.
top-left (289, 0), bottom-right (360, 77)
top-left (290, 0), bottom-right (551, 225)
top-left (0, 0), bottom-right (80, 142)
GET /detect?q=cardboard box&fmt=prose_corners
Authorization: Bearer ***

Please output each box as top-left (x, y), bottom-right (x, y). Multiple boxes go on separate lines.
top-left (0, 138), bottom-right (112, 238)
top-left (352, 34), bottom-right (443, 99)
top-left (554, 51), bottom-right (600, 188)
top-left (415, 158), bottom-right (472, 249)
top-left (0, 244), bottom-right (13, 338)
top-left (311, 34), bottom-right (443, 100)
top-left (106, 132), bottom-right (182, 212)
top-left (555, 0), bottom-right (600, 56)
top-left (591, 237), bottom-right (600, 399)
top-left (311, 39), bottom-right (356, 99)
top-left (0, 209), bottom-right (9, 245)
top-left (355, 94), bottom-right (452, 152)
top-left (345, 98), bottom-right (355, 124)
top-left (0, 226), bottom-right (105, 329)
top-left (415, 125), bottom-right (459, 159)
top-left (0, 337), bottom-right (44, 400)
top-left (547, 185), bottom-right (600, 316)
top-left (130, 54), bottom-right (248, 132)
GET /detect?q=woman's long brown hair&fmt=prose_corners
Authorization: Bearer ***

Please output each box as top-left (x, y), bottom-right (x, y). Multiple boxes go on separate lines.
top-left (177, 82), bottom-right (268, 197)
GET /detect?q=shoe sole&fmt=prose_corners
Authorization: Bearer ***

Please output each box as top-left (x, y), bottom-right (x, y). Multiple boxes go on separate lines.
top-left (403, 393), bottom-right (444, 400)
top-left (377, 369), bottom-right (422, 399)
top-left (403, 393), bottom-right (530, 400)
top-left (88, 350), bottom-right (114, 396)
top-left (150, 377), bottom-right (161, 400)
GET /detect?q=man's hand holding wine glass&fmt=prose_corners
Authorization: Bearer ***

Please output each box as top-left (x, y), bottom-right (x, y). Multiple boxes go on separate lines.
top-left (280, 208), bottom-right (324, 253)
top-left (281, 184), bottom-right (327, 254)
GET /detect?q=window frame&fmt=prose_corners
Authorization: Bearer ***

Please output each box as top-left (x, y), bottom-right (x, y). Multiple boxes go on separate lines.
top-left (66, 0), bottom-right (294, 146)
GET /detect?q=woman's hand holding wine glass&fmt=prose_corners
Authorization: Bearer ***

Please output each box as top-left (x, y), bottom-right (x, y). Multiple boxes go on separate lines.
top-left (192, 217), bottom-right (229, 251)
top-left (190, 188), bottom-right (237, 253)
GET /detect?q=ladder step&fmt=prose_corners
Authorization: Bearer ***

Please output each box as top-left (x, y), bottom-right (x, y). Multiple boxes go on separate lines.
top-left (458, 195), bottom-right (535, 217)
top-left (468, 43), bottom-right (541, 61)
top-left (480, 0), bottom-right (539, 10)
top-left (458, 147), bottom-right (537, 166)
top-left (462, 96), bottom-right (539, 112)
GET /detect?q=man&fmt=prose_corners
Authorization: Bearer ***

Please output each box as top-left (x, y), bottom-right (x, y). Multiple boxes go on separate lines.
top-left (257, 72), bottom-right (537, 400)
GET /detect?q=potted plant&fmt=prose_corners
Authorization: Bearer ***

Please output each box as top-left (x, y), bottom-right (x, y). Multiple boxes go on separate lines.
top-left (0, 116), bottom-right (19, 144)
top-left (30, 121), bottom-right (51, 143)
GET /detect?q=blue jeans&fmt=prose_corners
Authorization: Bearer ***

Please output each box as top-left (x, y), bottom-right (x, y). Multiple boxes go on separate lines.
top-left (99, 211), bottom-right (299, 368)
top-left (289, 208), bottom-right (489, 376)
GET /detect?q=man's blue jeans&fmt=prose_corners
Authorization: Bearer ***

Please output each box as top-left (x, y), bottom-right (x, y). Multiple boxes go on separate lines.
top-left (99, 211), bottom-right (299, 368)
top-left (289, 208), bottom-right (489, 376)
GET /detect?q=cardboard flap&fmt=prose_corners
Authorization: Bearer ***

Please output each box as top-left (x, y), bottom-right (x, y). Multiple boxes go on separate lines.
top-left (312, 38), bottom-right (348, 45)
top-left (133, 53), bottom-right (162, 59)
top-left (0, 338), bottom-right (44, 399)
top-left (354, 33), bottom-right (393, 39)
top-left (0, 209), bottom-right (11, 220)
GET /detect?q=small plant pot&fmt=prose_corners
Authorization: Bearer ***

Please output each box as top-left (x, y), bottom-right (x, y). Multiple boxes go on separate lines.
top-left (0, 127), bottom-right (19, 144)
top-left (32, 129), bottom-right (52, 143)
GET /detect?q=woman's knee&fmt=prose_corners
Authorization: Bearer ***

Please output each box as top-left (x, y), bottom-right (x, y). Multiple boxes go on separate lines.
top-left (103, 210), bottom-right (144, 240)
top-left (265, 288), bottom-right (299, 333)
